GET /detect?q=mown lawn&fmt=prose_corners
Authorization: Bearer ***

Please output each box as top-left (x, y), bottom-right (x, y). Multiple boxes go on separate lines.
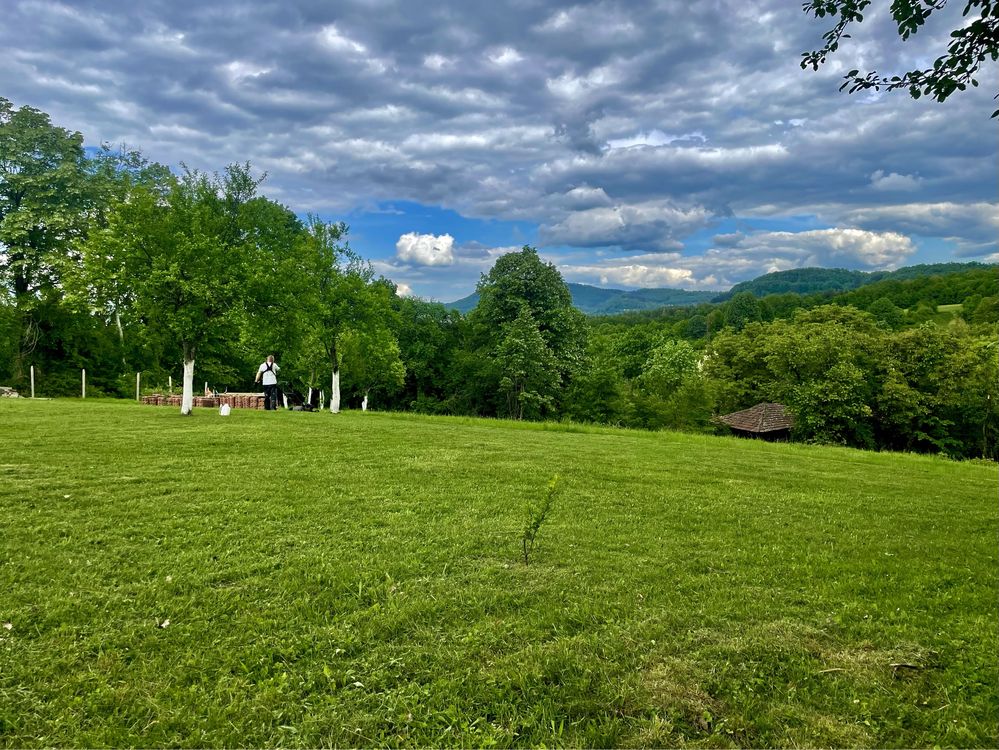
top-left (1, 399), bottom-right (996, 748)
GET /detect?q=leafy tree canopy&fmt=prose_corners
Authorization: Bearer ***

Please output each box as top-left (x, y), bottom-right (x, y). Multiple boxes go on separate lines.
top-left (0, 98), bottom-right (90, 299)
top-left (475, 247), bottom-right (585, 359)
top-left (801, 0), bottom-right (999, 116)
top-left (726, 291), bottom-right (764, 331)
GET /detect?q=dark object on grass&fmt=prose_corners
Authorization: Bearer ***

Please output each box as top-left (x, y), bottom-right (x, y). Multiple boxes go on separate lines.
top-left (282, 387), bottom-right (318, 411)
top-left (716, 403), bottom-right (793, 440)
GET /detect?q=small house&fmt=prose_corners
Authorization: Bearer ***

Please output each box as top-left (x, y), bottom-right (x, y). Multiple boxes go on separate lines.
top-left (716, 402), bottom-right (794, 440)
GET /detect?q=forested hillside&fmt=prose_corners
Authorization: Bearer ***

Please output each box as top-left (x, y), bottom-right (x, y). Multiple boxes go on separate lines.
top-left (2, 98), bottom-right (996, 459)
top-left (714, 263), bottom-right (989, 300)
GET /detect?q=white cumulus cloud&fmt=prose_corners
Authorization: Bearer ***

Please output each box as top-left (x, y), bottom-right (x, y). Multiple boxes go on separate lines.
top-left (870, 170), bottom-right (922, 191)
top-left (395, 232), bottom-right (456, 266)
top-left (605, 130), bottom-right (706, 150)
top-left (715, 228), bottom-right (916, 269)
top-left (423, 54), bottom-right (451, 70)
top-left (562, 263), bottom-right (698, 288)
top-left (839, 202), bottom-right (999, 254)
top-left (540, 200), bottom-right (714, 252)
top-left (318, 25), bottom-right (366, 55)
top-left (488, 47), bottom-right (523, 66)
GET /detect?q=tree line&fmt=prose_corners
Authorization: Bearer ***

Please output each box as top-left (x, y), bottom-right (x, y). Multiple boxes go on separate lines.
top-left (2, 97), bottom-right (996, 458)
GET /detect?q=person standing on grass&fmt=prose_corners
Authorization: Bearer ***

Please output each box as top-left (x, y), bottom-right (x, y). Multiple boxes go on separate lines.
top-left (254, 355), bottom-right (281, 411)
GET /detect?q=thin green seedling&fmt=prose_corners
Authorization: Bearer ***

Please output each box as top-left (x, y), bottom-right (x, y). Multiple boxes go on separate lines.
top-left (522, 474), bottom-right (561, 564)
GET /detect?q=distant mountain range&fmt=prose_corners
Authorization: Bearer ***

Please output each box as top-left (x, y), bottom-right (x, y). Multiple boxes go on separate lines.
top-left (445, 283), bottom-right (717, 315)
top-left (714, 262), bottom-right (992, 301)
top-left (443, 262), bottom-right (993, 316)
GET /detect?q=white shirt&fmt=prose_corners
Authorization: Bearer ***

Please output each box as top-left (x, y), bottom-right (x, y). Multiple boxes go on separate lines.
top-left (258, 361), bottom-right (280, 386)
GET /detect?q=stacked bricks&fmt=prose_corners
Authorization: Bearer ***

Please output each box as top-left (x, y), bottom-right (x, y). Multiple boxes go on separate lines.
top-left (141, 393), bottom-right (265, 409)
top-left (217, 393), bottom-right (266, 410)
top-left (218, 393), bottom-right (264, 409)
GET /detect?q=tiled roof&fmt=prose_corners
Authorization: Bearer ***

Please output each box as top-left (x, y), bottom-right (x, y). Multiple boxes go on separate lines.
top-left (717, 402), bottom-right (794, 433)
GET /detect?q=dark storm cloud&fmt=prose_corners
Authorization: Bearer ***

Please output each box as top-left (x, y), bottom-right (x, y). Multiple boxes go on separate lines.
top-left (2, 0), bottom-right (994, 293)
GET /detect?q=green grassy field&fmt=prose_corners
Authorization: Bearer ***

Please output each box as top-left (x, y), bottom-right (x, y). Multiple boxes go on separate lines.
top-left (1, 400), bottom-right (996, 748)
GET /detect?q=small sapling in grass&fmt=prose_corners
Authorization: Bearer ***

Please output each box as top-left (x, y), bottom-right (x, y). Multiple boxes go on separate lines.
top-left (521, 474), bottom-right (561, 565)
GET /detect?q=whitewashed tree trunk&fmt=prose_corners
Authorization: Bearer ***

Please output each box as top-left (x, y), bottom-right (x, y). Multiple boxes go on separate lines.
top-left (181, 357), bottom-right (195, 415)
top-left (330, 368), bottom-right (341, 413)
top-left (361, 390), bottom-right (368, 411)
top-left (307, 387), bottom-right (313, 406)
top-left (115, 311), bottom-right (126, 365)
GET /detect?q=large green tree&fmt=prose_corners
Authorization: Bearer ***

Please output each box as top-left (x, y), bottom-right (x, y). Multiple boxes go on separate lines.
top-left (339, 326), bottom-right (406, 409)
top-left (877, 320), bottom-right (999, 456)
top-left (386, 296), bottom-right (464, 413)
top-left (469, 246), bottom-right (586, 418)
top-left (235, 195), bottom-right (313, 382)
top-left (725, 291), bottom-right (763, 332)
top-left (64, 146), bottom-right (177, 384)
top-left (563, 332), bottom-right (630, 425)
top-left (496, 304), bottom-right (560, 420)
top-left (296, 219), bottom-right (400, 413)
top-left (639, 337), bottom-right (699, 398)
top-left (0, 98), bottom-right (91, 381)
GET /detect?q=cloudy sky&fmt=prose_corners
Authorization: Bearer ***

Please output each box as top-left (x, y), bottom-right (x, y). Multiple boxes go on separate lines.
top-left (3, 0), bottom-right (995, 300)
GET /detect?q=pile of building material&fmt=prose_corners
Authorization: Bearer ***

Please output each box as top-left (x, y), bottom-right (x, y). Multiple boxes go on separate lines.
top-left (1, 386), bottom-right (20, 398)
top-left (141, 392), bottom-right (266, 409)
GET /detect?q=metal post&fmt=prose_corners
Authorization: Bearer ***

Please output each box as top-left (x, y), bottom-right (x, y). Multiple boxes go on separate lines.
top-left (30, 366), bottom-right (35, 398)
top-left (136, 372), bottom-right (141, 401)
top-left (82, 369), bottom-right (86, 398)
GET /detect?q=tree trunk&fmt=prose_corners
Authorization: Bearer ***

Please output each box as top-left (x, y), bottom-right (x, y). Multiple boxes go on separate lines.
top-left (181, 347), bottom-right (195, 415)
top-left (361, 390), bottom-right (368, 411)
top-left (330, 368), bottom-right (341, 413)
top-left (12, 309), bottom-right (38, 383)
top-left (115, 310), bottom-right (127, 365)
top-left (11, 258), bottom-right (36, 383)
top-left (329, 338), bottom-right (341, 413)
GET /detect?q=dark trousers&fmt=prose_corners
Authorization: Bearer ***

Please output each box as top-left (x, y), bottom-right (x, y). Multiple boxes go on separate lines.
top-left (263, 384), bottom-right (279, 410)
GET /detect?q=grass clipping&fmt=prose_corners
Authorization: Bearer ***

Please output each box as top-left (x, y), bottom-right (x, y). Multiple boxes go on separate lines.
top-left (521, 474), bottom-right (561, 565)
